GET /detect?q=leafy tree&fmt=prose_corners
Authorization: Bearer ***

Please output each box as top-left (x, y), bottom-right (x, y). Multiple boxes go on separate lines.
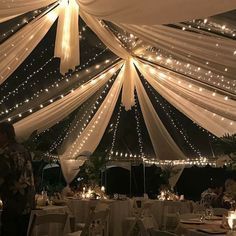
top-left (78, 153), bottom-right (107, 186)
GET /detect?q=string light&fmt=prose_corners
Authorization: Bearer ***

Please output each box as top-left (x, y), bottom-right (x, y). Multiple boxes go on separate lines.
top-left (108, 103), bottom-right (122, 160)
top-left (139, 61), bottom-right (236, 131)
top-left (69, 73), bottom-right (123, 159)
top-left (143, 158), bottom-right (231, 167)
top-left (0, 49), bottom-right (113, 117)
top-left (143, 78), bottom-right (203, 157)
top-left (3, 60), bottom-right (120, 122)
top-left (134, 95), bottom-right (145, 158)
top-left (47, 75), bottom-right (116, 154)
top-left (0, 8), bottom-right (48, 43)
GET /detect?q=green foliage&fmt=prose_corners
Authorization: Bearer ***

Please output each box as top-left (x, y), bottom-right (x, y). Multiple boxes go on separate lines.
top-left (78, 153), bottom-right (107, 186)
top-left (43, 181), bottom-right (65, 196)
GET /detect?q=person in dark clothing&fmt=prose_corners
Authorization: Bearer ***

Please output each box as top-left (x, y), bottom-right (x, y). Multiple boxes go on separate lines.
top-left (0, 122), bottom-right (35, 236)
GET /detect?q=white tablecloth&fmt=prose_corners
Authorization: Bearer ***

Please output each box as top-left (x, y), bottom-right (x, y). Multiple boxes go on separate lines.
top-left (66, 199), bottom-right (98, 223)
top-left (66, 199), bottom-right (132, 236)
top-left (150, 200), bottom-right (193, 228)
top-left (175, 220), bottom-right (227, 236)
top-left (28, 205), bottom-right (70, 236)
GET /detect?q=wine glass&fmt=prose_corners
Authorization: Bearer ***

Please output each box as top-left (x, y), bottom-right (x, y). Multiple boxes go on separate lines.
top-left (227, 216), bottom-right (236, 234)
top-left (205, 207), bottom-right (213, 220)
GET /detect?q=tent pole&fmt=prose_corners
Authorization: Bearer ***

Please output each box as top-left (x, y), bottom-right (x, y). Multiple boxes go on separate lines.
top-left (105, 164), bottom-right (107, 193)
top-left (129, 163), bottom-right (132, 197)
top-left (143, 160), bottom-right (146, 194)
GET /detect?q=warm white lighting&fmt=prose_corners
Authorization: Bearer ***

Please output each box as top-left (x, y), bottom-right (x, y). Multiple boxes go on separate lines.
top-left (47, 11), bottom-right (58, 22)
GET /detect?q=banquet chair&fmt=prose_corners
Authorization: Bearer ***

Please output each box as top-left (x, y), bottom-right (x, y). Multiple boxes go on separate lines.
top-left (27, 212), bottom-right (68, 236)
top-left (149, 229), bottom-right (177, 236)
top-left (75, 206), bottom-right (96, 231)
top-left (141, 201), bottom-right (155, 217)
top-left (162, 206), bottom-right (179, 231)
top-left (75, 203), bottom-right (109, 232)
top-left (68, 208), bottom-right (110, 236)
top-left (123, 200), bottom-right (158, 236)
top-left (137, 217), bottom-right (159, 236)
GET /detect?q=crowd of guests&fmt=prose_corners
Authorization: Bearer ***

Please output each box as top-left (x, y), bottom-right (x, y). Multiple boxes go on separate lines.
top-left (200, 179), bottom-right (236, 209)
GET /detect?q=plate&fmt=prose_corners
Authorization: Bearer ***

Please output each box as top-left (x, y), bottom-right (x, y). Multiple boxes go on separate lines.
top-left (197, 228), bottom-right (227, 234)
top-left (180, 219), bottom-right (204, 224)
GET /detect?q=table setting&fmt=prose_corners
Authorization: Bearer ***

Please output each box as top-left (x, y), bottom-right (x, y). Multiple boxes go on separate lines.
top-left (176, 209), bottom-right (236, 236)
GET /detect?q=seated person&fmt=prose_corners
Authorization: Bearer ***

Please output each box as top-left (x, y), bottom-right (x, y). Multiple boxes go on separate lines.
top-left (200, 187), bottom-right (218, 207)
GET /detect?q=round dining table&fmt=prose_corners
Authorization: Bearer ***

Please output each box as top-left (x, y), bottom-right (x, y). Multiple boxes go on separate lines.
top-left (150, 200), bottom-right (193, 228)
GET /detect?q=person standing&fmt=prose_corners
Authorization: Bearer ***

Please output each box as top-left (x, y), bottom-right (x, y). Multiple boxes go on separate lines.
top-left (0, 122), bottom-right (35, 236)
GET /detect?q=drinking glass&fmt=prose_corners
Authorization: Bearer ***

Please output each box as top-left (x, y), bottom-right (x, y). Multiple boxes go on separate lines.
top-left (205, 207), bottom-right (213, 219)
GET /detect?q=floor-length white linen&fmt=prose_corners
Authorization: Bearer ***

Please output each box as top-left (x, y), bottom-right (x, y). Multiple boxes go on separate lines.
top-left (54, 0), bottom-right (80, 74)
top-left (0, 5), bottom-right (59, 84)
top-left (136, 61), bottom-right (236, 137)
top-left (134, 61), bottom-right (186, 161)
top-left (0, 0), bottom-right (56, 22)
top-left (60, 62), bottom-right (124, 183)
top-left (150, 200), bottom-right (193, 229)
top-left (14, 62), bottom-right (122, 141)
top-left (77, 0), bottom-right (236, 25)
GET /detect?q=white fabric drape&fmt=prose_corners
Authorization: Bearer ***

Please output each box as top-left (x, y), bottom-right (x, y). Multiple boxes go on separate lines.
top-left (60, 63), bottom-right (125, 183)
top-left (136, 61), bottom-right (236, 137)
top-left (60, 156), bottom-right (88, 184)
top-left (134, 61), bottom-right (186, 161)
top-left (81, 10), bottom-right (136, 109)
top-left (121, 58), bottom-right (135, 110)
top-left (77, 0), bottom-right (236, 25)
top-left (122, 24), bottom-right (236, 69)
top-left (106, 161), bottom-right (131, 171)
top-left (147, 63), bottom-right (236, 121)
top-left (54, 0), bottom-right (80, 74)
top-left (0, 0), bottom-right (56, 22)
top-left (166, 165), bottom-right (185, 189)
top-left (0, 6), bottom-right (59, 84)
top-left (14, 62), bottom-right (122, 140)
top-left (80, 10), bottom-right (129, 60)
top-left (0, 15), bottom-right (19, 23)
